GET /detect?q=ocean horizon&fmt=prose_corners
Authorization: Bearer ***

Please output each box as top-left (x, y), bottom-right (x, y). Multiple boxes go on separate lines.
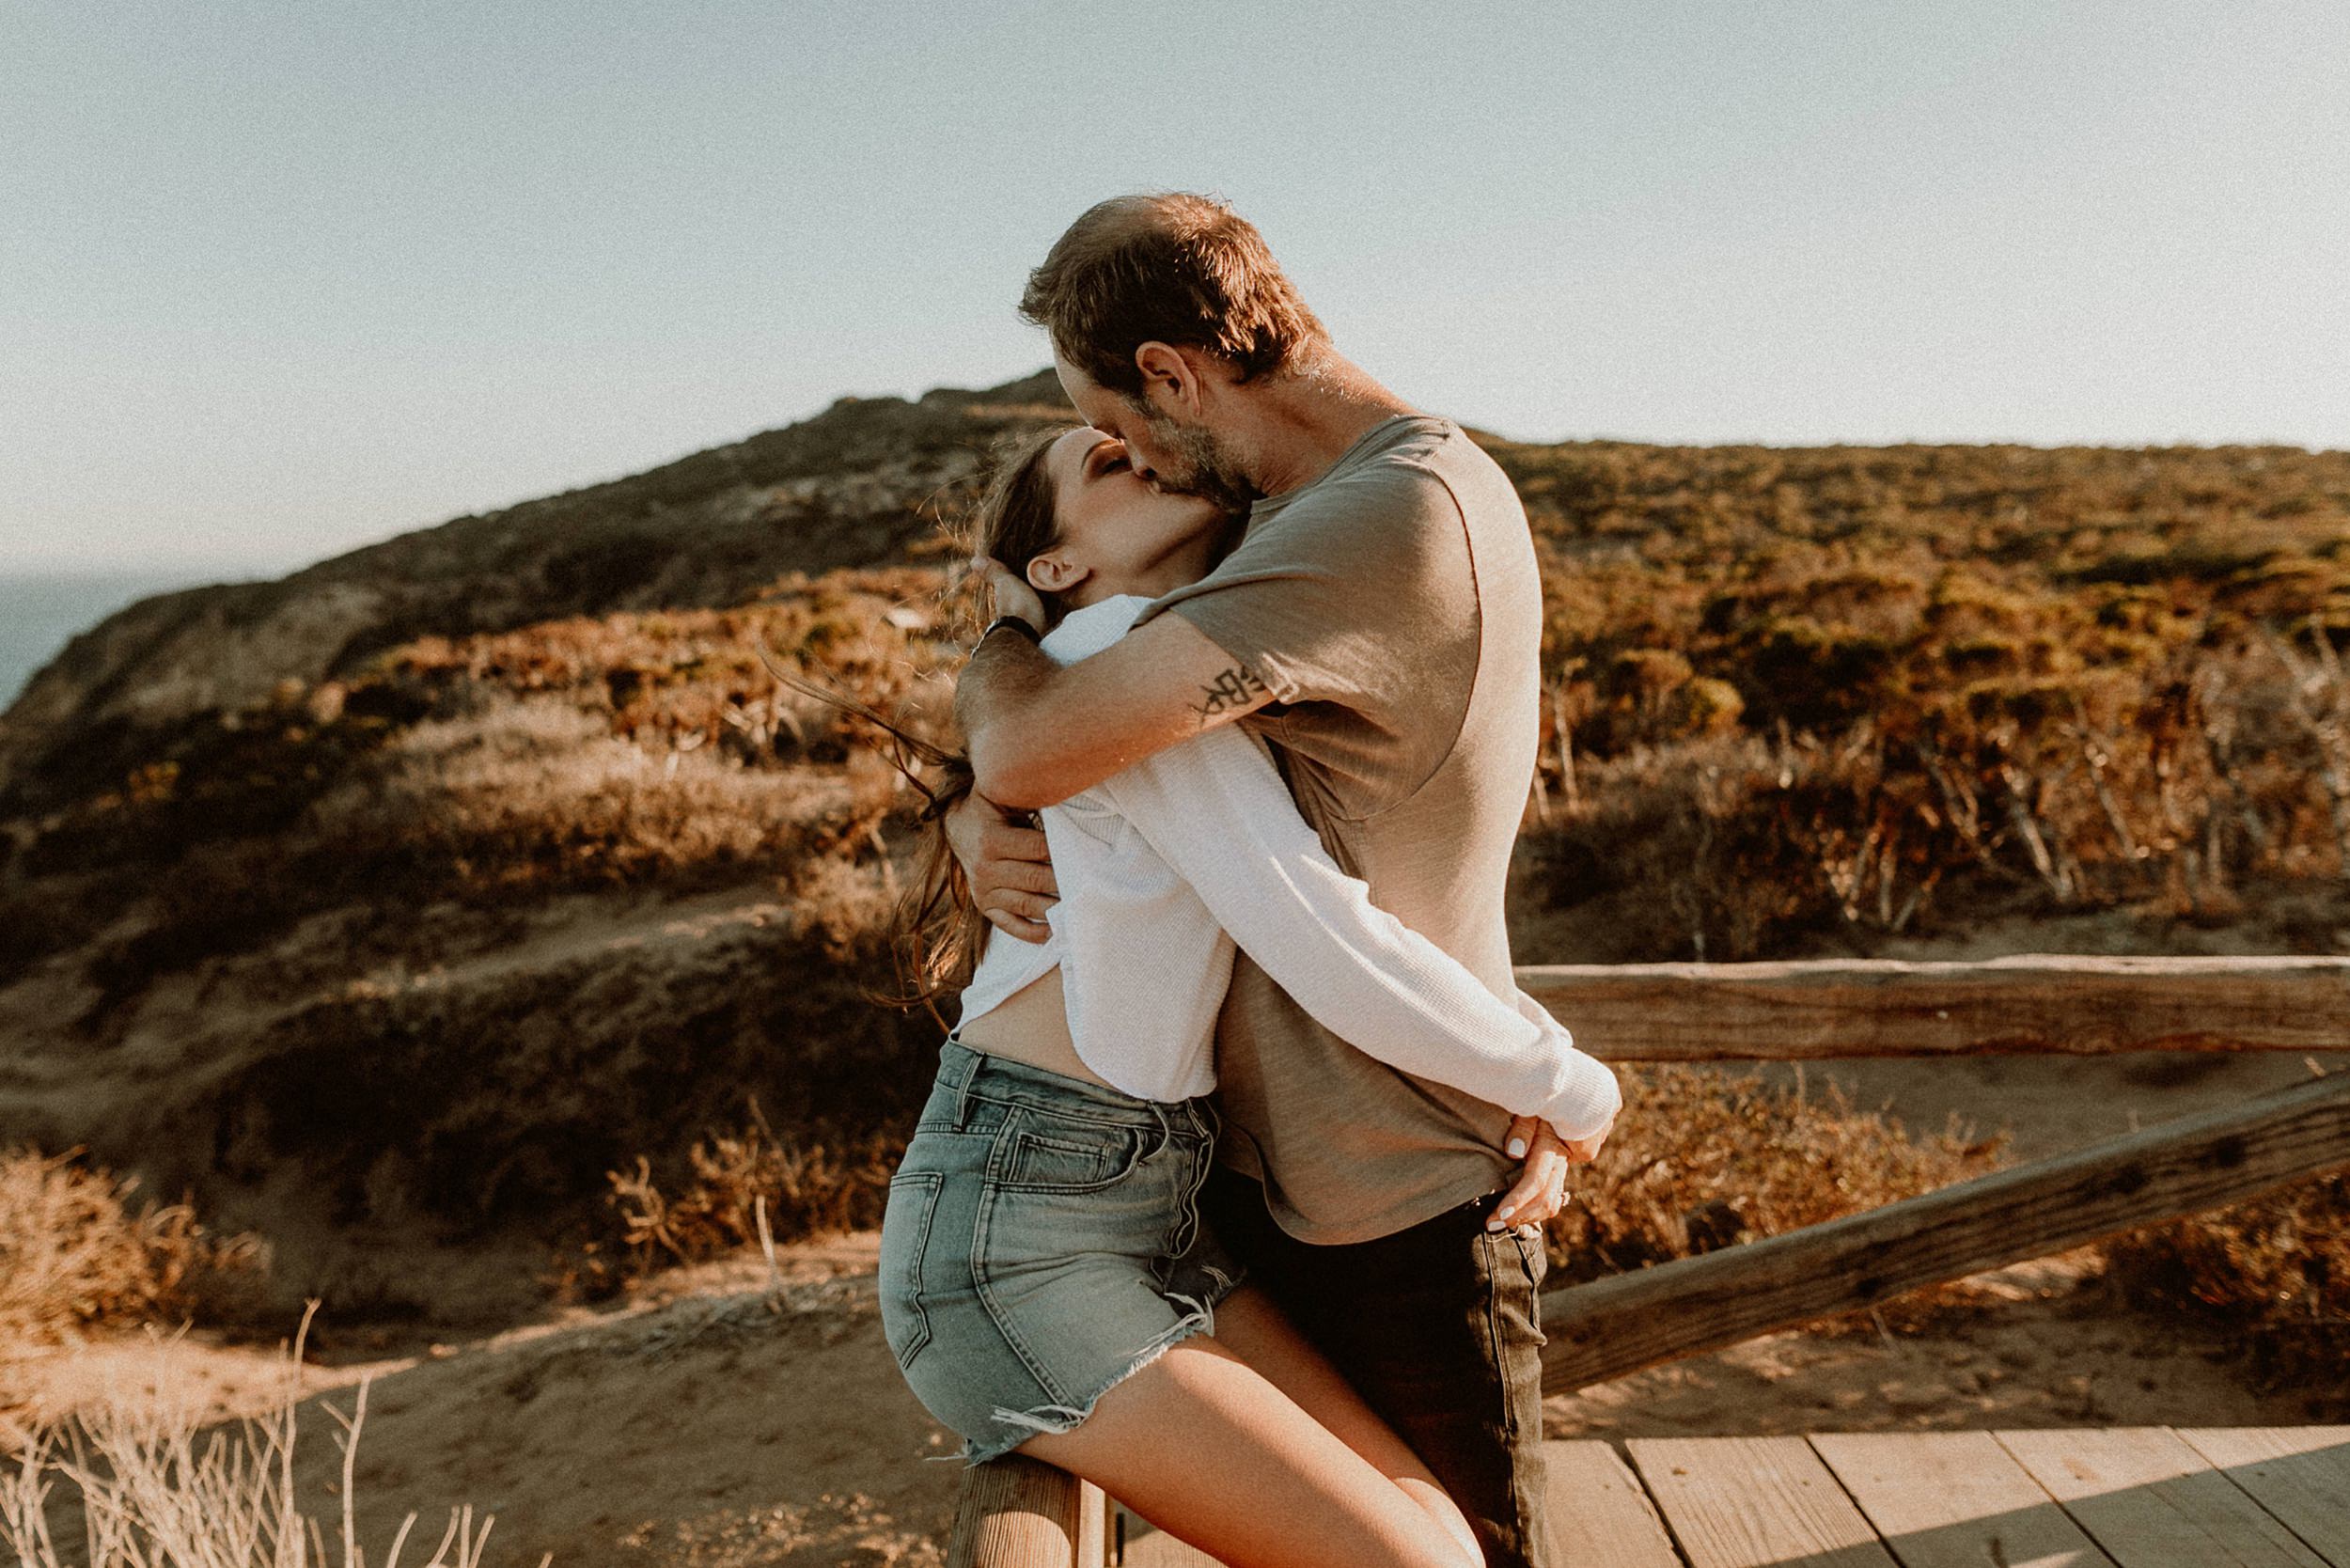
top-left (0, 564), bottom-right (280, 712)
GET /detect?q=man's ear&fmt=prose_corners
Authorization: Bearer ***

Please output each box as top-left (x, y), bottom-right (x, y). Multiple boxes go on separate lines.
top-left (1026, 552), bottom-right (1089, 596)
top-left (1133, 341), bottom-right (1205, 418)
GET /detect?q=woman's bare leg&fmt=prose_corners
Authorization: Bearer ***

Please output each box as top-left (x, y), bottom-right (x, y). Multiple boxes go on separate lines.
top-left (1014, 1327), bottom-right (1480, 1568)
top-left (1206, 1284), bottom-right (1484, 1564)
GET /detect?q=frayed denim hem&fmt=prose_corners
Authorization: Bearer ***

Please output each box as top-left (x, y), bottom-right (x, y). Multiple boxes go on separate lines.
top-left (952, 1266), bottom-right (1243, 1468)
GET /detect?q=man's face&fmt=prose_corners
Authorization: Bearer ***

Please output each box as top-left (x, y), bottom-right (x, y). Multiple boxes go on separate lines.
top-left (1055, 353), bottom-right (1259, 513)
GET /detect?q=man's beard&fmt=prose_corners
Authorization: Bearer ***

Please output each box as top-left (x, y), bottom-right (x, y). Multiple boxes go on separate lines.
top-left (1148, 416), bottom-right (1261, 513)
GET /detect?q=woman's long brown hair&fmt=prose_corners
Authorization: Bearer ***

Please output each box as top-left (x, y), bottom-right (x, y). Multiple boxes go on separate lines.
top-left (774, 427), bottom-right (1074, 1025)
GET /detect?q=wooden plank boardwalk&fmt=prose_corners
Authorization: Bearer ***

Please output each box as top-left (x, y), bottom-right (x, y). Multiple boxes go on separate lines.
top-left (1113, 1427), bottom-right (2350, 1568)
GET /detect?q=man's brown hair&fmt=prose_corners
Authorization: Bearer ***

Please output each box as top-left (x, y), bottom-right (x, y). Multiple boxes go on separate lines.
top-left (1021, 192), bottom-right (1329, 400)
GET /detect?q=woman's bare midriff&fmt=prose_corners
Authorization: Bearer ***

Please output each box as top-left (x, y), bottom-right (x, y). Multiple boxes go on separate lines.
top-left (952, 966), bottom-right (1122, 1092)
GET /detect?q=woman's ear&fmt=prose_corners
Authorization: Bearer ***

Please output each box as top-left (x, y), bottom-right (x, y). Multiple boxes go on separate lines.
top-left (1026, 551), bottom-right (1089, 596)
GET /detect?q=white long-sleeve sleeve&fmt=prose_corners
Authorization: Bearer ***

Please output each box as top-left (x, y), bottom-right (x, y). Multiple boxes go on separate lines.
top-left (1077, 721), bottom-right (1622, 1143)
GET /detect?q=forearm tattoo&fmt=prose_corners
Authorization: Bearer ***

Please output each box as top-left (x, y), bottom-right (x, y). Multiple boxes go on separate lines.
top-left (1193, 664), bottom-right (1269, 725)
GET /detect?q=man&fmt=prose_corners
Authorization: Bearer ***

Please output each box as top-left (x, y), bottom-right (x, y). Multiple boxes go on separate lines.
top-left (948, 191), bottom-right (1612, 1568)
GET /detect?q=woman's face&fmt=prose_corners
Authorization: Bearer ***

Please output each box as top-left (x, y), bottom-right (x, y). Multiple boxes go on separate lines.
top-left (1027, 426), bottom-right (1229, 605)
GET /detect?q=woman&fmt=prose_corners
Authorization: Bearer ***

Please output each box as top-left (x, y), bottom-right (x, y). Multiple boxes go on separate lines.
top-left (870, 425), bottom-right (1620, 1568)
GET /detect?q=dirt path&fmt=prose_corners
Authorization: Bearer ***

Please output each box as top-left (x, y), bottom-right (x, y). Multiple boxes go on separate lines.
top-left (3, 1226), bottom-right (2318, 1568)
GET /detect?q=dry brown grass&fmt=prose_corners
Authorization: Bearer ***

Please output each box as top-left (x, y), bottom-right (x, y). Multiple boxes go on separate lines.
top-left (2, 1303), bottom-right (540, 1567)
top-left (1501, 438), bottom-right (2350, 961)
top-left (1541, 1064), bottom-right (2023, 1338)
top-left (2102, 1172), bottom-right (2350, 1416)
top-left (0, 1146), bottom-right (271, 1347)
top-left (4, 568), bottom-right (964, 996)
top-left (1543, 1063), bottom-right (2009, 1284)
top-left (1524, 626), bottom-right (2350, 962)
top-left (562, 1100), bottom-right (900, 1299)
top-left (1537, 1065), bottom-right (2350, 1390)
top-left (305, 695), bottom-right (886, 894)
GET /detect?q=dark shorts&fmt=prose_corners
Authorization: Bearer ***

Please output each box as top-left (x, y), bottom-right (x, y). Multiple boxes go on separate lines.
top-left (1199, 1163), bottom-right (1555, 1568)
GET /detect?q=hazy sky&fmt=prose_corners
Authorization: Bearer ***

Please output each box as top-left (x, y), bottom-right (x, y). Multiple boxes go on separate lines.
top-left (5, 1), bottom-right (2345, 575)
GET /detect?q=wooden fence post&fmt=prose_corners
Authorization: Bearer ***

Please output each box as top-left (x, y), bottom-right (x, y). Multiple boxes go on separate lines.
top-left (947, 1455), bottom-right (1108, 1567)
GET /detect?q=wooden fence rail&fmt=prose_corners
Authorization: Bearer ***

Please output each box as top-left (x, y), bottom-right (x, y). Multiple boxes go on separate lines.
top-left (1541, 1068), bottom-right (2350, 1390)
top-left (1514, 954), bottom-right (2350, 1059)
top-left (947, 953), bottom-right (2350, 1567)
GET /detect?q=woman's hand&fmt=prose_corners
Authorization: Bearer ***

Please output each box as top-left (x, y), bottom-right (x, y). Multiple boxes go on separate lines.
top-left (1487, 1110), bottom-right (1614, 1232)
top-left (969, 554), bottom-right (1047, 634)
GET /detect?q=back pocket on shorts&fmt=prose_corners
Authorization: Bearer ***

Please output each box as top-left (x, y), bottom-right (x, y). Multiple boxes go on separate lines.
top-left (878, 1171), bottom-right (944, 1372)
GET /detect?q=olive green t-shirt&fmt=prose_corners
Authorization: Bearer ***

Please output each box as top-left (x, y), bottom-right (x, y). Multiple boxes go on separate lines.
top-left (1130, 414), bottom-right (1543, 1245)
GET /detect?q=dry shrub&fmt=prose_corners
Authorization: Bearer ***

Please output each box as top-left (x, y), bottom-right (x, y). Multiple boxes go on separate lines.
top-left (2099, 1171), bottom-right (2350, 1414)
top-left (1528, 623), bottom-right (2350, 961)
top-left (0, 1146), bottom-right (271, 1346)
top-left (587, 1100), bottom-right (899, 1293)
top-left (383, 565), bottom-right (961, 770)
top-left (1528, 730), bottom-right (1949, 962)
top-left (1, 1302), bottom-right (537, 1567)
top-left (1509, 437), bottom-right (2350, 960)
top-left (300, 569), bottom-right (960, 905)
top-left (14, 567), bottom-right (962, 1000)
top-left (309, 695), bottom-right (878, 894)
top-left (1546, 1064), bottom-right (2008, 1324)
top-left (1548, 1066), bottom-right (2350, 1391)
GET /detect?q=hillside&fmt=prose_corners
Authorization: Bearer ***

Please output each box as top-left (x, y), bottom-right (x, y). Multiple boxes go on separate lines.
top-left (0, 370), bottom-right (1070, 816)
top-left (1, 371), bottom-right (2345, 1329)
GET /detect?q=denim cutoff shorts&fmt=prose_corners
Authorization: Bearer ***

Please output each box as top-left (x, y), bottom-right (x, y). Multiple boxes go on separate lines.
top-left (878, 1039), bottom-right (1246, 1466)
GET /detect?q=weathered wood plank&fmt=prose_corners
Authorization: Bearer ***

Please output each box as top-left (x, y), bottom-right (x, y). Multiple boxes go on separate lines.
top-left (2177, 1428), bottom-right (2350, 1566)
top-left (1076, 1481), bottom-right (1108, 1568)
top-left (1809, 1431), bottom-right (2116, 1568)
top-left (948, 1457), bottom-right (1106, 1568)
top-left (1513, 954), bottom-right (2350, 1059)
top-left (1997, 1428), bottom-right (2330, 1568)
top-left (1543, 1440), bottom-right (1683, 1567)
top-left (1116, 1444), bottom-right (1684, 1567)
top-left (1543, 1073), bottom-right (2350, 1391)
top-left (1628, 1435), bottom-right (1898, 1567)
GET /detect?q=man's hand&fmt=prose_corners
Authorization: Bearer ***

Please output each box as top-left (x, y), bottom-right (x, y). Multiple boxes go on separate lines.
top-left (943, 788), bottom-right (1059, 942)
top-left (970, 555), bottom-right (1046, 633)
top-left (1488, 1110), bottom-right (1615, 1232)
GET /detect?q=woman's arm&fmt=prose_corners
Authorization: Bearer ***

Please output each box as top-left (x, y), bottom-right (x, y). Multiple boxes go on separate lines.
top-left (1096, 726), bottom-right (1621, 1143)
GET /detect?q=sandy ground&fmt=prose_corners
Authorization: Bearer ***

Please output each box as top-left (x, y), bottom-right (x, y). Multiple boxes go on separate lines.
top-left (4, 1241), bottom-right (952, 1567)
top-left (1, 1223), bottom-right (2322, 1567)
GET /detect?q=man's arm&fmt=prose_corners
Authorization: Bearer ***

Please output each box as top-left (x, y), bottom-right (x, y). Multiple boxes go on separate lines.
top-left (942, 790), bottom-right (1058, 942)
top-left (956, 609), bottom-right (1276, 811)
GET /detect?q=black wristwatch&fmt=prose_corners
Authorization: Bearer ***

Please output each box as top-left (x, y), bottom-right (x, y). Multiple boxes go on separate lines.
top-left (981, 613), bottom-right (1042, 646)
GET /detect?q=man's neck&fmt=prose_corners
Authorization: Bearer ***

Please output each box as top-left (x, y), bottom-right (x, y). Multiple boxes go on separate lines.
top-left (1242, 353), bottom-right (1422, 499)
